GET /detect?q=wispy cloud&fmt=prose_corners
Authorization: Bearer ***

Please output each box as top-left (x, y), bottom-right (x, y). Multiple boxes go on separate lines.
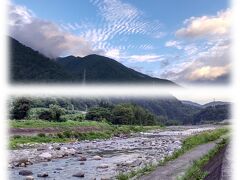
top-left (165, 40), bottom-right (182, 50)
top-left (63, 0), bottom-right (165, 53)
top-left (127, 54), bottom-right (166, 62)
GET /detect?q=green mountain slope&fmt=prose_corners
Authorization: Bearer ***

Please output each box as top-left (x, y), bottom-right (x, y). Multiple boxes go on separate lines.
top-left (10, 37), bottom-right (74, 83)
top-left (10, 37), bottom-right (177, 85)
top-left (57, 55), bottom-right (176, 84)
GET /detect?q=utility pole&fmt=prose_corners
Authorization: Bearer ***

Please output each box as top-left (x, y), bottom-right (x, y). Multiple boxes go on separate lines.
top-left (83, 68), bottom-right (86, 84)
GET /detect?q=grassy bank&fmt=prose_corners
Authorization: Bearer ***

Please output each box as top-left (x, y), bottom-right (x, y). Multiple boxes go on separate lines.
top-left (180, 137), bottom-right (229, 180)
top-left (116, 128), bottom-right (229, 180)
top-left (10, 119), bottom-right (111, 128)
top-left (159, 128), bottom-right (229, 165)
top-left (9, 120), bottom-right (163, 149)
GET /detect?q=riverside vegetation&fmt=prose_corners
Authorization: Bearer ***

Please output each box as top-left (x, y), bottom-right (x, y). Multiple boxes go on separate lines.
top-left (116, 128), bottom-right (229, 180)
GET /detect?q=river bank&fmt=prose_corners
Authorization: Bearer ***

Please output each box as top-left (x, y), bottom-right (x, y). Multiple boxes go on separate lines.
top-left (9, 125), bottom-right (221, 180)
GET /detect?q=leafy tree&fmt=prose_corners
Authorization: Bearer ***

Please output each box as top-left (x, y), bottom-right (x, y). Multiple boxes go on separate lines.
top-left (39, 109), bottom-right (52, 121)
top-left (11, 98), bottom-right (32, 119)
top-left (49, 104), bottom-right (66, 122)
top-left (85, 107), bottom-right (112, 121)
top-left (112, 104), bottom-right (134, 125)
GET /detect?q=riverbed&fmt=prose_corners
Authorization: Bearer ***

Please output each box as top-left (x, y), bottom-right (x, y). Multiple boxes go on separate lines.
top-left (9, 125), bottom-right (217, 180)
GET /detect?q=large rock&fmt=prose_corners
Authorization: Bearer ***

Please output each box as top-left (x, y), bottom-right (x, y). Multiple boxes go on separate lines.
top-left (66, 148), bottom-right (76, 155)
top-left (37, 172), bottom-right (48, 177)
top-left (19, 170), bottom-right (33, 176)
top-left (39, 152), bottom-right (52, 160)
top-left (97, 164), bottom-right (108, 169)
top-left (78, 156), bottom-right (87, 161)
top-left (93, 155), bottom-right (102, 160)
top-left (72, 171), bottom-right (85, 177)
top-left (25, 176), bottom-right (34, 180)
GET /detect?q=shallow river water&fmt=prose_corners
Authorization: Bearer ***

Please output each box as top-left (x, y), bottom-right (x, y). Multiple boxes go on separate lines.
top-left (9, 126), bottom-right (216, 180)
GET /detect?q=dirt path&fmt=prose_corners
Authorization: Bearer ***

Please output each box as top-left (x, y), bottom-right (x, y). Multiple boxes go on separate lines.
top-left (203, 145), bottom-right (227, 180)
top-left (220, 145), bottom-right (231, 180)
top-left (139, 142), bottom-right (217, 180)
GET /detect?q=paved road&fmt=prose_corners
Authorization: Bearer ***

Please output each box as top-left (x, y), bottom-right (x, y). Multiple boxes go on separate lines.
top-left (139, 142), bottom-right (217, 180)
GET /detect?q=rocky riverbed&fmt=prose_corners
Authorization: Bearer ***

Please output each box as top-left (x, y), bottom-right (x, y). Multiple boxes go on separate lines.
top-left (9, 126), bottom-right (216, 180)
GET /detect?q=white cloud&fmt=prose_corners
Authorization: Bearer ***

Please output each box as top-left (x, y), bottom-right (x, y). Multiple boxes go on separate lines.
top-left (188, 66), bottom-right (229, 81)
top-left (105, 49), bottom-right (121, 59)
top-left (161, 38), bottom-right (230, 83)
top-left (165, 40), bottom-right (182, 49)
top-left (128, 54), bottom-right (165, 62)
top-left (176, 9), bottom-right (231, 38)
top-left (8, 4), bottom-right (101, 58)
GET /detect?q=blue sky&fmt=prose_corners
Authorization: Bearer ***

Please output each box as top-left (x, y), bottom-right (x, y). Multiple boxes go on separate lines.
top-left (9, 0), bottom-right (230, 84)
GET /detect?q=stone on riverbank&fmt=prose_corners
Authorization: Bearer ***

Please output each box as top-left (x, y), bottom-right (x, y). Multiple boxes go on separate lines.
top-left (37, 172), bottom-right (48, 177)
top-left (19, 170), bottom-right (33, 176)
top-left (93, 155), bottom-right (102, 160)
top-left (73, 171), bottom-right (85, 177)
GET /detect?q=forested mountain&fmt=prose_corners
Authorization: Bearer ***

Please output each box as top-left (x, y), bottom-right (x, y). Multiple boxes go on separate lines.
top-left (10, 37), bottom-right (74, 83)
top-left (10, 97), bottom-right (230, 125)
top-left (193, 104), bottom-right (230, 124)
top-left (181, 101), bottom-right (203, 108)
top-left (10, 37), bottom-right (176, 85)
top-left (203, 101), bottom-right (229, 108)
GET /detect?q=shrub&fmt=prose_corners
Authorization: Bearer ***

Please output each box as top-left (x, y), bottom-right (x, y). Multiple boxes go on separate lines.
top-left (37, 133), bottom-right (46, 137)
top-left (60, 113), bottom-right (84, 122)
top-left (11, 98), bottom-right (32, 120)
top-left (49, 104), bottom-right (66, 122)
top-left (39, 109), bottom-right (52, 121)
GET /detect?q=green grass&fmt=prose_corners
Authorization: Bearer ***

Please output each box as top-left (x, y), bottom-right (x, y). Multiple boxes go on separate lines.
top-left (117, 164), bottom-right (156, 180)
top-left (10, 119), bottom-right (111, 128)
top-left (116, 128), bottom-right (229, 180)
top-left (159, 128), bottom-right (229, 165)
top-left (10, 135), bottom-right (69, 149)
top-left (9, 120), bottom-right (163, 149)
top-left (180, 137), bottom-right (229, 180)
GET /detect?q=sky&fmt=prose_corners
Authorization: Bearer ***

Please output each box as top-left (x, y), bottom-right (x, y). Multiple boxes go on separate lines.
top-left (8, 0), bottom-right (231, 85)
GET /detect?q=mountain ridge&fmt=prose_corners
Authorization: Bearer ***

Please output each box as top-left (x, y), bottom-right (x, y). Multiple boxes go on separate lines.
top-left (10, 36), bottom-right (177, 85)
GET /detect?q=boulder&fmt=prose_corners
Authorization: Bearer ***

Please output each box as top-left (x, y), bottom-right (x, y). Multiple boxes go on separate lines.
top-left (37, 172), bottom-right (48, 177)
top-left (97, 164), bottom-right (108, 169)
top-left (72, 171), bottom-right (85, 177)
top-left (78, 156), bottom-right (87, 161)
top-left (19, 170), bottom-right (33, 176)
top-left (39, 152), bottom-right (52, 160)
top-left (93, 155), bottom-right (102, 160)
top-left (25, 176), bottom-right (34, 180)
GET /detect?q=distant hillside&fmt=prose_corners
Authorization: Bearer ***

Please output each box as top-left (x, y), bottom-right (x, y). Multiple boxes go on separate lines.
top-left (57, 55), bottom-right (176, 84)
top-left (10, 37), bottom-right (177, 85)
top-left (22, 96), bottom-right (205, 125)
top-left (181, 100), bottom-right (203, 108)
top-left (10, 37), bottom-right (74, 83)
top-left (203, 101), bottom-right (229, 108)
top-left (11, 97), bottom-right (230, 125)
top-left (193, 104), bottom-right (230, 124)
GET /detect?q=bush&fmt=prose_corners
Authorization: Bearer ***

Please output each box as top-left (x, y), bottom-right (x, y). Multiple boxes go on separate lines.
top-left (60, 113), bottom-right (84, 122)
top-left (86, 107), bottom-right (112, 121)
top-left (27, 108), bottom-right (49, 119)
top-left (39, 109), bottom-right (52, 121)
top-left (11, 98), bottom-right (32, 120)
top-left (49, 104), bottom-right (66, 122)
top-left (37, 133), bottom-right (46, 137)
